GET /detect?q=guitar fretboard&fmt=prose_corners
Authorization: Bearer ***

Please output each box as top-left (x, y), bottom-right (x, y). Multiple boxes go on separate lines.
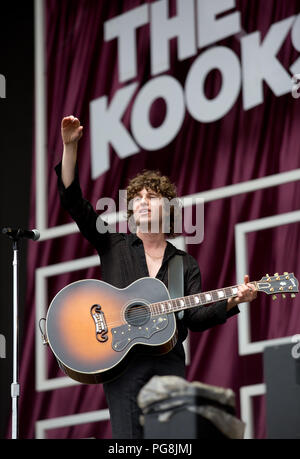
top-left (150, 285), bottom-right (246, 316)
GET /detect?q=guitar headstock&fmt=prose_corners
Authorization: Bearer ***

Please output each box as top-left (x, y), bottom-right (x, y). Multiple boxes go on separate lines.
top-left (257, 273), bottom-right (299, 300)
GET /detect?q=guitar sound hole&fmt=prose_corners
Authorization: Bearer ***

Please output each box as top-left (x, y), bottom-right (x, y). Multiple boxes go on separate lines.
top-left (125, 303), bottom-right (150, 327)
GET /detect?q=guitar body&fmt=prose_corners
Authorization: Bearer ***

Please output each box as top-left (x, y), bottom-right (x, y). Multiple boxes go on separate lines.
top-left (46, 277), bottom-right (177, 384)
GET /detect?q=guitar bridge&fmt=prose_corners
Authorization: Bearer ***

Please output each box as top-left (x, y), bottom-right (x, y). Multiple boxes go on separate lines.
top-left (90, 304), bottom-right (108, 343)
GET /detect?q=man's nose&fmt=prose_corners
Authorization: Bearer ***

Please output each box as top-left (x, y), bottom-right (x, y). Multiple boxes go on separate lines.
top-left (140, 195), bottom-right (148, 205)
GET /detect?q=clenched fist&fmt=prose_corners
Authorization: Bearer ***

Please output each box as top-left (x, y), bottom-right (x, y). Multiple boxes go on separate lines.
top-left (61, 116), bottom-right (83, 145)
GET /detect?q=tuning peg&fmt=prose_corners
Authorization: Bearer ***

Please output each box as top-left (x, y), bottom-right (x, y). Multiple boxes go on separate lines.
top-left (272, 295), bottom-right (277, 301)
top-left (291, 294), bottom-right (296, 299)
top-left (282, 294), bottom-right (286, 299)
top-left (284, 272), bottom-right (288, 275)
top-left (266, 274), bottom-right (269, 277)
top-left (274, 273), bottom-right (279, 277)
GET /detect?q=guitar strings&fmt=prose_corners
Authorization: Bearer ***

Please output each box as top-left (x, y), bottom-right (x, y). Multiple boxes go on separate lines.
top-left (103, 281), bottom-right (269, 328)
top-left (105, 283), bottom-right (244, 321)
top-left (97, 292), bottom-right (235, 328)
top-left (99, 284), bottom-right (246, 328)
top-left (78, 282), bottom-right (264, 328)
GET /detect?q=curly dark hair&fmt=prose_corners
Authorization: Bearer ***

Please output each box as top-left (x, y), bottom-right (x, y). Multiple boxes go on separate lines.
top-left (126, 170), bottom-right (181, 238)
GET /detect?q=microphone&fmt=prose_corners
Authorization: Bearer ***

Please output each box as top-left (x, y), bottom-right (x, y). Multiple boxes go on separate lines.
top-left (2, 227), bottom-right (40, 241)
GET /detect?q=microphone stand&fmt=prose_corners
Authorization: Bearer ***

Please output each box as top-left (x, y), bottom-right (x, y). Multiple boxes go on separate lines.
top-left (2, 227), bottom-right (40, 439)
top-left (11, 237), bottom-right (20, 439)
top-left (5, 231), bottom-right (21, 439)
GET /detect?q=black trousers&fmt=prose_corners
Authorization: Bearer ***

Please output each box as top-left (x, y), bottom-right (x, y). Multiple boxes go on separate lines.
top-left (103, 350), bottom-right (186, 439)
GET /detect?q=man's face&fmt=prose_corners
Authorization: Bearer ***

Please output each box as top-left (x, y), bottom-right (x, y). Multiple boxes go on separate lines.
top-left (131, 187), bottom-right (164, 233)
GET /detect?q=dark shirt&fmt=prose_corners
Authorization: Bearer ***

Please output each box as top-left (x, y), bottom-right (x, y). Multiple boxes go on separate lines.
top-left (55, 162), bottom-right (239, 358)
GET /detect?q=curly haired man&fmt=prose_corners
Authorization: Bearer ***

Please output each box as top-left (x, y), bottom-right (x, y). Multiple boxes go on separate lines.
top-left (55, 116), bottom-right (257, 439)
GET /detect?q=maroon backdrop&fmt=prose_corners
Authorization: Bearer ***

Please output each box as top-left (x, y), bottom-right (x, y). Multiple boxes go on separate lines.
top-left (10, 0), bottom-right (300, 439)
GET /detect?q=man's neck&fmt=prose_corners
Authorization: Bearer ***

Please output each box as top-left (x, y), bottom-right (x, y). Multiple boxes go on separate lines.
top-left (136, 231), bottom-right (167, 250)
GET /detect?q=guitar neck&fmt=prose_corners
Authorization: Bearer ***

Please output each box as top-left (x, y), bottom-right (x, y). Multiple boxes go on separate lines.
top-left (150, 272), bottom-right (299, 316)
top-left (150, 283), bottom-right (252, 316)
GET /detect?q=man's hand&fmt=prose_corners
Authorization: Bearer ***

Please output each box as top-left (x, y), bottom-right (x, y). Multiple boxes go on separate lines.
top-left (227, 274), bottom-right (257, 310)
top-left (61, 116), bottom-right (83, 189)
top-left (61, 116), bottom-right (83, 145)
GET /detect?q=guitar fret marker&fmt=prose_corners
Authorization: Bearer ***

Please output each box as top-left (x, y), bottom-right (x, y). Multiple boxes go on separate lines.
top-left (205, 294), bottom-right (212, 301)
top-left (194, 296), bottom-right (199, 304)
top-left (217, 291), bottom-right (225, 298)
top-left (232, 288), bottom-right (238, 294)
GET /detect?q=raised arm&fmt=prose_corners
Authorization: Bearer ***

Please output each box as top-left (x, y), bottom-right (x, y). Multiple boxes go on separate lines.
top-left (61, 116), bottom-right (83, 188)
top-left (56, 115), bottom-right (120, 255)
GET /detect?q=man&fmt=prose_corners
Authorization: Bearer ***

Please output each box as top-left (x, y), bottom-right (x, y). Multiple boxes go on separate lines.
top-left (55, 115), bottom-right (257, 438)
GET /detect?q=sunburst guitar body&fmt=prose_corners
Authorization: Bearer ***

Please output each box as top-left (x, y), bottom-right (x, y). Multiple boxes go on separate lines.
top-left (46, 277), bottom-right (176, 384)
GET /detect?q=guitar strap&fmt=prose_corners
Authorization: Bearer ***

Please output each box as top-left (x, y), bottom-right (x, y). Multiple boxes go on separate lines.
top-left (168, 255), bottom-right (184, 320)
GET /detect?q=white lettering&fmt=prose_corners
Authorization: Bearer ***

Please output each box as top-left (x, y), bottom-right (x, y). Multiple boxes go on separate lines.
top-left (96, 198), bottom-right (116, 234)
top-left (107, 443), bottom-right (143, 456)
top-left (290, 14), bottom-right (300, 75)
top-left (131, 76), bottom-right (185, 150)
top-left (292, 74), bottom-right (300, 99)
top-left (0, 75), bottom-right (6, 99)
top-left (90, 6), bottom-right (300, 179)
top-left (104, 5), bottom-right (149, 83)
top-left (0, 334), bottom-right (6, 359)
top-left (150, 0), bottom-right (197, 76)
top-left (90, 83), bottom-right (139, 179)
top-left (291, 334), bottom-right (300, 360)
top-left (183, 198), bottom-right (204, 244)
top-left (197, 0), bottom-right (241, 48)
top-left (241, 16), bottom-right (295, 110)
top-left (185, 46), bottom-right (241, 122)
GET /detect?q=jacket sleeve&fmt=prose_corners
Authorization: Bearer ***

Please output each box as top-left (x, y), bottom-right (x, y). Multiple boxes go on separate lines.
top-left (183, 255), bottom-right (239, 332)
top-left (55, 161), bottom-right (116, 254)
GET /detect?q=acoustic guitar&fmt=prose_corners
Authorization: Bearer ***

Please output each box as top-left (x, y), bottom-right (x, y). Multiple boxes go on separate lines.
top-left (44, 273), bottom-right (298, 384)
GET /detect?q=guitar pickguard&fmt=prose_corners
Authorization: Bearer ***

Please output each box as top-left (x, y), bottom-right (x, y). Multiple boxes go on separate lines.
top-left (111, 315), bottom-right (169, 352)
